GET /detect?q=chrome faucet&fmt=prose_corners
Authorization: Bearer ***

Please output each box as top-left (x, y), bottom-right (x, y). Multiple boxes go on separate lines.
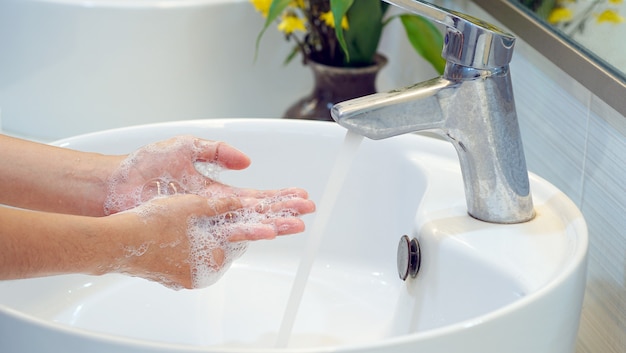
top-left (331, 0), bottom-right (534, 223)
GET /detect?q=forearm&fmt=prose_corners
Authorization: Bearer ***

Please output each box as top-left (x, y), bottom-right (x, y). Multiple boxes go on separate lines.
top-left (0, 206), bottom-right (119, 280)
top-left (0, 134), bottom-right (122, 216)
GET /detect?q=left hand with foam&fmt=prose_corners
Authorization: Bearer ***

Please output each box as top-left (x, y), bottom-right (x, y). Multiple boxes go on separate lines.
top-left (104, 135), bottom-right (255, 214)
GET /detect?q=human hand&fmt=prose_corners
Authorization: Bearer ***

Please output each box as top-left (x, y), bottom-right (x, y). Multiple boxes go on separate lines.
top-left (101, 135), bottom-right (316, 289)
top-left (104, 135), bottom-right (255, 215)
top-left (107, 192), bottom-right (315, 290)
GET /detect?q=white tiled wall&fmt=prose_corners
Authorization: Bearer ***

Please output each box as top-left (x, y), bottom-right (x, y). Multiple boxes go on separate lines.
top-left (578, 97), bottom-right (626, 353)
top-left (464, 4), bottom-right (626, 353)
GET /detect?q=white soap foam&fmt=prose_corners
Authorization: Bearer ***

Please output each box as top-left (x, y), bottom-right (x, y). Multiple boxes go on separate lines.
top-left (194, 161), bottom-right (223, 181)
top-left (186, 213), bottom-right (249, 288)
top-left (122, 241), bottom-right (154, 257)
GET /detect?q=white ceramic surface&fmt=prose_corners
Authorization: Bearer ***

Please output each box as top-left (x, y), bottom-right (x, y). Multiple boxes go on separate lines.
top-left (0, 119), bottom-right (587, 353)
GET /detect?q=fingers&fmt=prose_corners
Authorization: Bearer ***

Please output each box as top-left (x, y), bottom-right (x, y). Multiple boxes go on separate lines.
top-left (193, 139), bottom-right (251, 170)
top-left (240, 195), bottom-right (316, 216)
top-left (202, 196), bottom-right (314, 242)
top-left (230, 186), bottom-right (310, 200)
top-left (267, 197), bottom-right (316, 215)
top-left (227, 218), bottom-right (306, 242)
top-left (204, 197), bottom-right (243, 216)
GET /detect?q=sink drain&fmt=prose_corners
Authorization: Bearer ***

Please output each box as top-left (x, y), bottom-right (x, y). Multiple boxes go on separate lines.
top-left (397, 235), bottom-right (421, 280)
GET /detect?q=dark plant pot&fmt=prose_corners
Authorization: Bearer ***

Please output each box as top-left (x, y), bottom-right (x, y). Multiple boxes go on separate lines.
top-left (283, 54), bottom-right (388, 121)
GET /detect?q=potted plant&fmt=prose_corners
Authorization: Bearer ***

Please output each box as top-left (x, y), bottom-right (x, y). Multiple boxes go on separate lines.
top-left (251, 0), bottom-right (445, 120)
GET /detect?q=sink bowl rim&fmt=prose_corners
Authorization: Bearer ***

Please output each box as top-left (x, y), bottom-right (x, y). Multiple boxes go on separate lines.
top-left (0, 118), bottom-right (589, 352)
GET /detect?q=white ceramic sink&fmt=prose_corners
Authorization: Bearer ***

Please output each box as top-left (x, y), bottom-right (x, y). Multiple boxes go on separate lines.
top-left (0, 119), bottom-right (587, 353)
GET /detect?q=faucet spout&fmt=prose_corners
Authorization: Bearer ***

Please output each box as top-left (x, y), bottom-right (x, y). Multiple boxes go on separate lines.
top-left (330, 77), bottom-right (453, 140)
top-left (331, 0), bottom-right (535, 224)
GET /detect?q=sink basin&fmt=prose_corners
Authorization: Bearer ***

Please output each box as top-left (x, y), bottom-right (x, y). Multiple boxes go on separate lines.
top-left (0, 119), bottom-right (587, 353)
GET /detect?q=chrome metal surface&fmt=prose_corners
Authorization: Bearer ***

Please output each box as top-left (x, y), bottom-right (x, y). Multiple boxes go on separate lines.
top-left (384, 0), bottom-right (515, 69)
top-left (332, 1), bottom-right (535, 224)
top-left (397, 235), bottom-right (420, 281)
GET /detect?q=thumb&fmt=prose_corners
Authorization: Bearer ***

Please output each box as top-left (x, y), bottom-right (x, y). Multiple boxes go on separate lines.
top-left (194, 139), bottom-right (251, 170)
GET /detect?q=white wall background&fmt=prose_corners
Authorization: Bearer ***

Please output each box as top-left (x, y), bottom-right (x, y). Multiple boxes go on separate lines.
top-left (0, 0), bottom-right (311, 140)
top-left (0, 0), bottom-right (438, 141)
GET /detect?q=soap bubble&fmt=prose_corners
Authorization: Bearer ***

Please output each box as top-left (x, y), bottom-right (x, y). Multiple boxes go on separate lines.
top-left (194, 161), bottom-right (223, 180)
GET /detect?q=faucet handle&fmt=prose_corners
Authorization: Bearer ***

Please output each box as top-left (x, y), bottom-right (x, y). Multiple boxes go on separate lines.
top-left (385, 0), bottom-right (515, 69)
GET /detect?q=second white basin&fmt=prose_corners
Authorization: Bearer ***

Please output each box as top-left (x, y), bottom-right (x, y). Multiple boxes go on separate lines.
top-left (0, 119), bottom-right (587, 353)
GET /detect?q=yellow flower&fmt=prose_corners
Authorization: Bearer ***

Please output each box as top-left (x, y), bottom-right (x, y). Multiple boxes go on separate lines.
top-left (596, 9), bottom-right (624, 24)
top-left (250, 0), bottom-right (272, 17)
top-left (320, 11), bottom-right (349, 30)
top-left (278, 14), bottom-right (307, 34)
top-left (548, 7), bottom-right (574, 24)
top-left (608, 0), bottom-right (623, 5)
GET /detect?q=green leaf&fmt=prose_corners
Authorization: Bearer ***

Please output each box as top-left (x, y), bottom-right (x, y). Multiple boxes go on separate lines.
top-left (343, 0), bottom-right (384, 65)
top-left (330, 0), bottom-right (354, 62)
top-left (535, 0), bottom-right (556, 20)
top-left (283, 45), bottom-right (300, 66)
top-left (254, 0), bottom-right (292, 60)
top-left (399, 14), bottom-right (446, 74)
